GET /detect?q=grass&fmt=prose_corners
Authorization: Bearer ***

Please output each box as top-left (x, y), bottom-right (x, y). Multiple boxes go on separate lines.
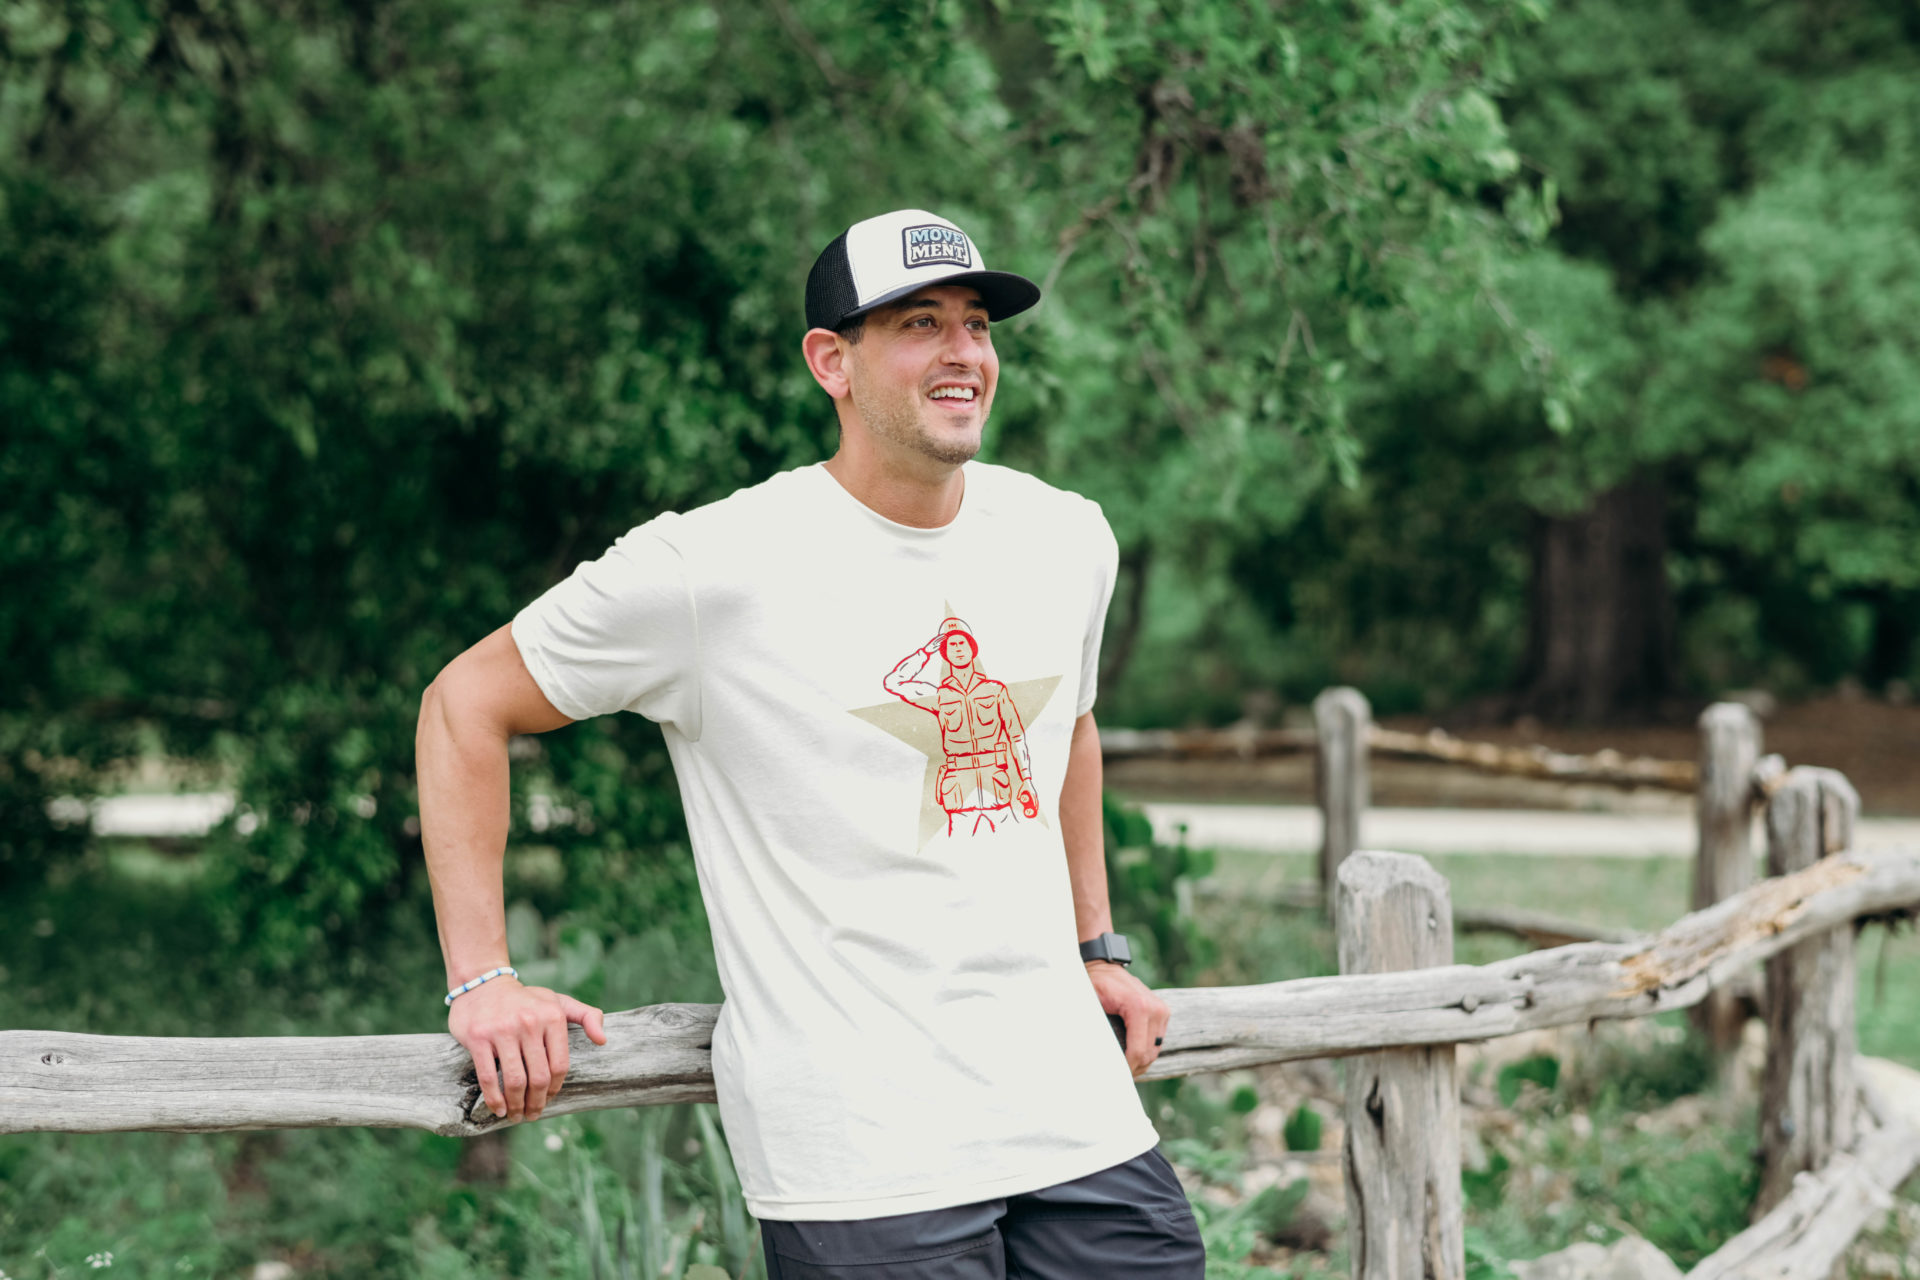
top-left (0, 850), bottom-right (756, 1280)
top-left (4, 839), bottom-right (1915, 1279)
top-left (1182, 845), bottom-right (1919, 1276)
top-left (1206, 847), bottom-right (1920, 1069)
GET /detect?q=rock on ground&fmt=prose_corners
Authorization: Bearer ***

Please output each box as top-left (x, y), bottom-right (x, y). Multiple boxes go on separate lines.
top-left (1509, 1235), bottom-right (1683, 1280)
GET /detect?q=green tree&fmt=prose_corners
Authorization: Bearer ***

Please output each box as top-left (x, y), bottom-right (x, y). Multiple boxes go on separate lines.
top-left (1, 0), bottom-right (1552, 957)
top-left (1232, 0), bottom-right (1920, 721)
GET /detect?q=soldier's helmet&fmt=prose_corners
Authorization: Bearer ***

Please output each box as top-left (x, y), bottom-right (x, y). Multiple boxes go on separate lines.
top-left (937, 616), bottom-right (979, 663)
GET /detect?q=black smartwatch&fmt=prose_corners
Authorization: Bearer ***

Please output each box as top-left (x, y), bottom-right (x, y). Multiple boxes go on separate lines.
top-left (1078, 931), bottom-right (1133, 967)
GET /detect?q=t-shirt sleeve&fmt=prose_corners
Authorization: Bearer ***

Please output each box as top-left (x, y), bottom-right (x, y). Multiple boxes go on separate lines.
top-left (1076, 499), bottom-right (1122, 718)
top-left (510, 517), bottom-right (702, 736)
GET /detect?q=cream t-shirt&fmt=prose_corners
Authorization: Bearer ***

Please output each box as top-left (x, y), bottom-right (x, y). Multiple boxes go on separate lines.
top-left (511, 460), bottom-right (1158, 1221)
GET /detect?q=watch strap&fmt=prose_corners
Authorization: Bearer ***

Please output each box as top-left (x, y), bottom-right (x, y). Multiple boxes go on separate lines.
top-left (1079, 931), bottom-right (1133, 966)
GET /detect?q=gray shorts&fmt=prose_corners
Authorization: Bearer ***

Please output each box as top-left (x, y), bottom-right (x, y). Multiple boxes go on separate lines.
top-left (758, 1145), bottom-right (1206, 1278)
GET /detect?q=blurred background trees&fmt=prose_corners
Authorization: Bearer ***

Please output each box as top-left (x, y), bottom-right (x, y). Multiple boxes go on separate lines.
top-left (4, 0), bottom-right (1918, 963)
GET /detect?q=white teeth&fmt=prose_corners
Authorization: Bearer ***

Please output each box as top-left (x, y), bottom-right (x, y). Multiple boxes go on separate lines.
top-left (930, 387), bottom-right (976, 400)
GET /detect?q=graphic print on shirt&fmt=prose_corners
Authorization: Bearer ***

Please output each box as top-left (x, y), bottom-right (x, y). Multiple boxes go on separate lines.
top-left (849, 607), bottom-right (1061, 848)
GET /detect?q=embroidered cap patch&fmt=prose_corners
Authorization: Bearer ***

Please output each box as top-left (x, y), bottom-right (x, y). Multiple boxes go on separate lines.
top-left (901, 224), bottom-right (973, 271)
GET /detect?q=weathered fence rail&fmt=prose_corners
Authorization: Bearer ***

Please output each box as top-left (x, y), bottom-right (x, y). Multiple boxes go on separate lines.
top-left (1100, 717), bottom-right (1700, 791)
top-left (1195, 877), bottom-right (1652, 947)
top-left (1108, 692), bottom-right (1920, 1275)
top-left (14, 701), bottom-right (1918, 1279)
top-left (10, 846), bottom-right (1916, 1127)
top-left (1690, 1089), bottom-right (1920, 1280)
top-left (10, 839), bottom-right (1917, 1276)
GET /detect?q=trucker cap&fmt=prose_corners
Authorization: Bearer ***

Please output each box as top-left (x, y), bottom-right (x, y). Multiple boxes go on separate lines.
top-left (805, 208), bottom-right (1041, 333)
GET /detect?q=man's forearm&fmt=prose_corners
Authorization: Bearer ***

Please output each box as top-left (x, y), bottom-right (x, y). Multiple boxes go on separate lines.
top-left (1060, 711), bottom-right (1113, 943)
top-left (417, 679), bottom-right (514, 988)
top-left (415, 626), bottom-right (601, 1126)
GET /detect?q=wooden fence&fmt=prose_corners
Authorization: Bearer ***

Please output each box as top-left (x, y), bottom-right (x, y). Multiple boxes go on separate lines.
top-left (7, 702), bottom-right (1918, 1278)
top-left (1110, 691), bottom-right (1781, 1040)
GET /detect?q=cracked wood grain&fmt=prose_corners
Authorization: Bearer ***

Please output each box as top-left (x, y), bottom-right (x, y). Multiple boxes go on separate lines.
top-left (1688, 1090), bottom-right (1918, 1280)
top-left (1337, 851), bottom-right (1463, 1280)
top-left (6, 849), bottom-right (1916, 1136)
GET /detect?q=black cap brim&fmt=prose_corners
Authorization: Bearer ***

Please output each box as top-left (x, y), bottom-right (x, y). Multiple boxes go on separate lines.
top-left (838, 269), bottom-right (1042, 329)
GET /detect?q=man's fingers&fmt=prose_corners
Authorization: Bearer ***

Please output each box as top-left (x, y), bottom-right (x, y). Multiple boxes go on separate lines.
top-left (1130, 996), bottom-right (1172, 1075)
top-left (544, 1021), bottom-right (571, 1105)
top-left (1122, 993), bottom-right (1171, 1077)
top-left (561, 995), bottom-right (609, 1045)
top-left (452, 987), bottom-right (608, 1119)
top-left (1126, 1010), bottom-right (1154, 1076)
top-left (471, 1038), bottom-right (505, 1119)
top-left (522, 1024), bottom-right (553, 1120)
top-left (1145, 1001), bottom-right (1171, 1067)
top-left (497, 1041), bottom-right (530, 1122)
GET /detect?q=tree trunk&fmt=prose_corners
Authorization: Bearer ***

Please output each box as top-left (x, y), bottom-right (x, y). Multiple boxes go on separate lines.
top-left (1863, 594), bottom-right (1916, 690)
top-left (1098, 539), bottom-right (1152, 696)
top-left (1519, 477), bottom-right (1675, 722)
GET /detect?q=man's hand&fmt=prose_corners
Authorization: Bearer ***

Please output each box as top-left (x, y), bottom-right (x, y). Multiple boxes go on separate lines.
top-left (1085, 960), bottom-right (1170, 1079)
top-left (448, 978), bottom-right (608, 1123)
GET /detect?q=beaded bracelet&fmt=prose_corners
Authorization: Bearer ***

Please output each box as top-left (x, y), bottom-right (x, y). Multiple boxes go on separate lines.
top-left (445, 966), bottom-right (518, 1007)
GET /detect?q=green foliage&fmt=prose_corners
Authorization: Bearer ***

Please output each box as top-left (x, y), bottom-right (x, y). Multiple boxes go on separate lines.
top-left (1283, 1102), bottom-right (1324, 1153)
top-left (0, 855), bottom-right (750, 1280)
top-left (1160, 1135), bottom-right (1245, 1188)
top-left (2, 1110), bottom-right (768, 1280)
top-left (1242, 1177), bottom-right (1311, 1240)
top-left (1165, 1139), bottom-right (1315, 1279)
top-left (1607, 1140), bottom-right (1760, 1268)
top-left (567, 1106), bottom-right (754, 1280)
top-left (1463, 1093), bottom-right (1762, 1270)
top-left (1462, 1149), bottom-right (1514, 1213)
top-left (1101, 793), bottom-right (1216, 984)
top-left (1464, 1026), bottom-right (1760, 1270)
top-left (1559, 1024), bottom-right (1716, 1112)
top-left (7, 0), bottom-right (1917, 977)
top-left (1465, 1229), bottom-right (1521, 1280)
top-left (1496, 1053), bottom-right (1561, 1107)
top-left (1, 0), bottom-right (1558, 956)
top-left (17, 837), bottom-right (1916, 1276)
top-left (1199, 0), bottom-right (1920, 717)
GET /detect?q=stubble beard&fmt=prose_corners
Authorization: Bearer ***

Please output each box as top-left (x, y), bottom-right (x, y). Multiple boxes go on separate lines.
top-left (859, 384), bottom-right (986, 468)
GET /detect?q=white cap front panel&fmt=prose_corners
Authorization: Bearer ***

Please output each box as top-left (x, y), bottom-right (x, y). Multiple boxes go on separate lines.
top-left (843, 208), bottom-right (986, 308)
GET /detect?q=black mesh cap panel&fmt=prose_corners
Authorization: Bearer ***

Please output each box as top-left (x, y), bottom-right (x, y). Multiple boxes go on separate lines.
top-left (805, 232), bottom-right (861, 332)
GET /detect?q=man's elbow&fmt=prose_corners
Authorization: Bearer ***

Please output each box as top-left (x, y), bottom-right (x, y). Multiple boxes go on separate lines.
top-left (418, 659), bottom-right (495, 745)
top-left (417, 671), bottom-right (460, 751)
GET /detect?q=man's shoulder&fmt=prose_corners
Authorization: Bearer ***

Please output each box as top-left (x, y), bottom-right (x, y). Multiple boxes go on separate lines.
top-left (646, 466), bottom-right (820, 547)
top-left (968, 461), bottom-right (1106, 529)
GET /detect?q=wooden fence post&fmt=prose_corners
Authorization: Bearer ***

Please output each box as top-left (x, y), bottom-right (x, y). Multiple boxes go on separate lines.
top-left (1756, 766), bottom-right (1860, 1217)
top-left (1337, 850), bottom-right (1463, 1280)
top-left (1316, 687), bottom-right (1371, 910)
top-left (1690, 702), bottom-right (1762, 1053)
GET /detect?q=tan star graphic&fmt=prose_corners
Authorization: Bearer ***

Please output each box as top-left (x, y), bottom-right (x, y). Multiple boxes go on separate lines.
top-left (851, 608), bottom-right (1063, 848)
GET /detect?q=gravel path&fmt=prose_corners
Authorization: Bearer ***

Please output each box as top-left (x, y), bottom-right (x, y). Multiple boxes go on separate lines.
top-left (1142, 802), bottom-right (1920, 858)
top-left (67, 792), bottom-right (1920, 857)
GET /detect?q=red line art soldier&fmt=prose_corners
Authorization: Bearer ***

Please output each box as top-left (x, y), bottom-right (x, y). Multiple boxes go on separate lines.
top-left (883, 616), bottom-right (1039, 836)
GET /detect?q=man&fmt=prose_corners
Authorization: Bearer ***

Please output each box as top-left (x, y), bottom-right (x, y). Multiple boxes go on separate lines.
top-left (416, 208), bottom-right (1204, 1278)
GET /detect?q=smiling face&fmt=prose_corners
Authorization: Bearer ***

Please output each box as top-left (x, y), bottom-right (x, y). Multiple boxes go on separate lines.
top-left (840, 285), bottom-right (998, 468)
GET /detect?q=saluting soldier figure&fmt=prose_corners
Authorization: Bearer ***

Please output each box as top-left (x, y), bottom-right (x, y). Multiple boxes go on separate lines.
top-left (883, 616), bottom-right (1038, 835)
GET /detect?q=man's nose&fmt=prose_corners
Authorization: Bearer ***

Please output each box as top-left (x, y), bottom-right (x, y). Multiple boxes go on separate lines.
top-left (938, 325), bottom-right (980, 366)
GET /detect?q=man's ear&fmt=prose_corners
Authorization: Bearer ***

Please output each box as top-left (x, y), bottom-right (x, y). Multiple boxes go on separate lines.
top-left (801, 328), bottom-right (852, 401)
